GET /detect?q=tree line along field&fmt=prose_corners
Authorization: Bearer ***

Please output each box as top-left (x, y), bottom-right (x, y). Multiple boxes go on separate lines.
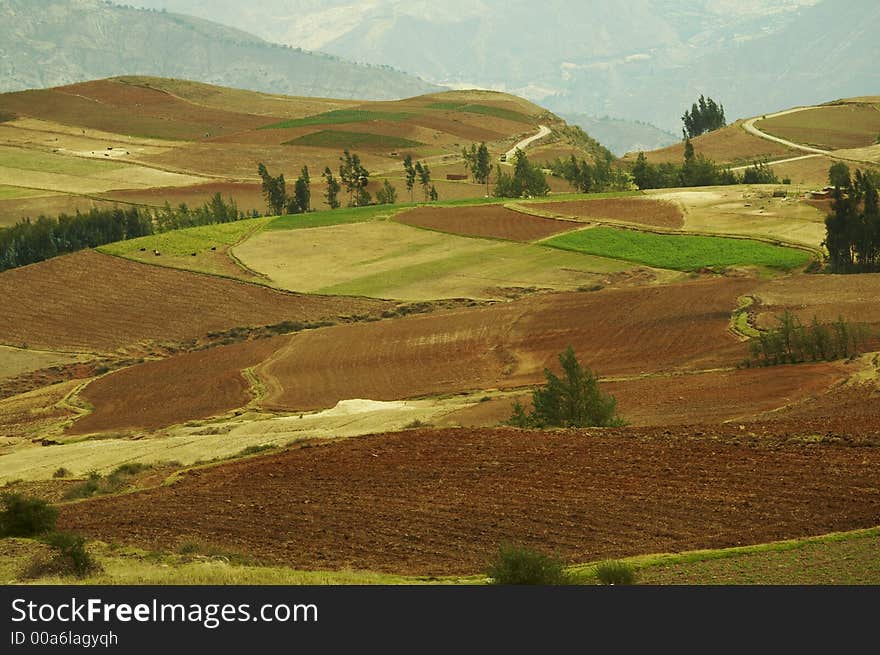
top-left (0, 77), bottom-right (561, 221)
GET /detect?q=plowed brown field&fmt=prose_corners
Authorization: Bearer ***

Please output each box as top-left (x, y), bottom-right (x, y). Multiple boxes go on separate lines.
top-left (443, 362), bottom-right (848, 427)
top-left (394, 205), bottom-right (577, 242)
top-left (58, 427), bottom-right (880, 575)
top-left (753, 273), bottom-right (880, 328)
top-left (532, 198), bottom-right (685, 229)
top-left (0, 251), bottom-right (391, 352)
top-left (259, 278), bottom-right (754, 410)
top-left (68, 338), bottom-right (283, 434)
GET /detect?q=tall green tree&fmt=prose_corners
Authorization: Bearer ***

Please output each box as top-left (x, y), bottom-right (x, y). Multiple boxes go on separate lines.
top-left (415, 161), bottom-right (432, 201)
top-left (339, 150), bottom-right (370, 206)
top-left (403, 155), bottom-right (417, 201)
top-left (474, 142), bottom-right (493, 195)
top-left (682, 95), bottom-right (726, 139)
top-left (257, 163), bottom-right (288, 215)
top-left (323, 166), bottom-right (341, 209)
top-left (291, 165), bottom-right (311, 213)
top-left (376, 179), bottom-right (397, 205)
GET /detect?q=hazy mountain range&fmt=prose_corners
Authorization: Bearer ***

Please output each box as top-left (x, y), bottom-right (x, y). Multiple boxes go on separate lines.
top-left (131, 0), bottom-right (878, 132)
top-left (0, 0), bottom-right (438, 99)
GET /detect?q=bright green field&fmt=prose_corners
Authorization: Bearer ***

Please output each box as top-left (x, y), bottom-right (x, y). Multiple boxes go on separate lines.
top-left (266, 205), bottom-right (405, 231)
top-left (99, 217), bottom-right (270, 258)
top-left (261, 109), bottom-right (414, 130)
top-left (544, 227), bottom-right (812, 271)
top-left (0, 145), bottom-right (125, 176)
top-left (285, 130), bottom-right (422, 149)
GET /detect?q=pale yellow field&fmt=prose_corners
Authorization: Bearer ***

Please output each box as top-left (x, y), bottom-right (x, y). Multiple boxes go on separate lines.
top-left (646, 187), bottom-right (826, 249)
top-left (232, 220), bottom-right (634, 300)
top-left (0, 395), bottom-right (484, 483)
top-left (0, 345), bottom-right (80, 381)
top-left (0, 164), bottom-right (207, 194)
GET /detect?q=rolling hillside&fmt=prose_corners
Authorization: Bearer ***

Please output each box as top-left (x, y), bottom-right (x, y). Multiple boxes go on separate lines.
top-left (0, 76), bottom-right (592, 222)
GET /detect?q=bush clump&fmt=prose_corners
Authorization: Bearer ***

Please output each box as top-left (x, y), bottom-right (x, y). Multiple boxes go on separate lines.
top-left (595, 560), bottom-right (637, 585)
top-left (487, 544), bottom-right (572, 585)
top-left (22, 532), bottom-right (101, 579)
top-left (0, 493), bottom-right (58, 537)
top-left (509, 346), bottom-right (623, 428)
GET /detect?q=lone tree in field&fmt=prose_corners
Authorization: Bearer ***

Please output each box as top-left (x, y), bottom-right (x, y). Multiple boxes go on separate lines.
top-left (509, 346), bottom-right (622, 428)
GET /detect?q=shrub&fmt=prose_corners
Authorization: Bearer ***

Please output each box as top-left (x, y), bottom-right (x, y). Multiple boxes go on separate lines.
top-left (595, 560), bottom-right (637, 585)
top-left (62, 472), bottom-right (103, 500)
top-left (53, 467), bottom-right (71, 478)
top-left (22, 532), bottom-right (100, 579)
top-left (486, 544), bottom-right (572, 585)
top-left (0, 493), bottom-right (58, 537)
top-left (508, 346), bottom-right (623, 428)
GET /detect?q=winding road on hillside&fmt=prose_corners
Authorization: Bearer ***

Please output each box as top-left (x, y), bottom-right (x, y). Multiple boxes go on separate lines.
top-left (504, 124), bottom-right (552, 161)
top-left (742, 107), bottom-right (831, 156)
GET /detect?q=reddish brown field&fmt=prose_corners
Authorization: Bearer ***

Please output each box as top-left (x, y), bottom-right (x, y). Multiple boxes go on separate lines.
top-left (0, 251), bottom-right (391, 352)
top-left (394, 205), bottom-right (578, 242)
top-left (58, 427), bottom-right (880, 575)
top-left (533, 198), bottom-right (685, 229)
top-left (259, 278), bottom-right (755, 411)
top-left (0, 80), bottom-right (267, 141)
top-left (67, 338), bottom-right (283, 434)
top-left (626, 123), bottom-right (794, 165)
top-left (753, 273), bottom-right (880, 328)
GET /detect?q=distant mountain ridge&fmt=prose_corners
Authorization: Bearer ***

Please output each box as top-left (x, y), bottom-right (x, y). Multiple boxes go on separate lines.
top-left (130, 0), bottom-right (878, 136)
top-left (0, 0), bottom-right (439, 99)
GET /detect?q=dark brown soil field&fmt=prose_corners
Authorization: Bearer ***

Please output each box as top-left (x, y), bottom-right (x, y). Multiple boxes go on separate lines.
top-left (394, 205), bottom-right (578, 242)
top-left (67, 338), bottom-right (283, 434)
top-left (533, 198), bottom-right (685, 229)
top-left (0, 251), bottom-right (391, 352)
top-left (259, 278), bottom-right (755, 410)
top-left (443, 362), bottom-right (848, 428)
top-left (58, 427), bottom-right (880, 575)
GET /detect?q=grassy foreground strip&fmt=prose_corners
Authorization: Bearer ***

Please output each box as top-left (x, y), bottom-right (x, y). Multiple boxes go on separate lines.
top-left (545, 226), bottom-right (812, 271)
top-left (4, 527), bottom-right (877, 585)
top-left (568, 527), bottom-right (880, 585)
